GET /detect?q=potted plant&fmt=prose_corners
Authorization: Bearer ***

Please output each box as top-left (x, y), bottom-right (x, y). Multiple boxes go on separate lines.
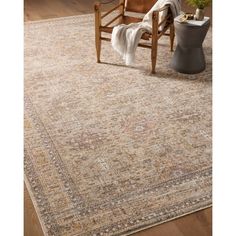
top-left (186, 0), bottom-right (212, 20)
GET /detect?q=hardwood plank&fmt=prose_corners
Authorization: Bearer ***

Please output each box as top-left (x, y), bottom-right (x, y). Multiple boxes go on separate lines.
top-left (132, 208), bottom-right (212, 236)
top-left (24, 0), bottom-right (119, 21)
top-left (24, 184), bottom-right (44, 236)
top-left (24, 0), bottom-right (212, 21)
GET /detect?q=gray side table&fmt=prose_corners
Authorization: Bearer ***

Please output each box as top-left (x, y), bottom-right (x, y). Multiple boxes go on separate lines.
top-left (170, 16), bottom-right (210, 74)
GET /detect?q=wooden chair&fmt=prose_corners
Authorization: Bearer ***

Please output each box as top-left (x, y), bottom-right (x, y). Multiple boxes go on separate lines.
top-left (94, 0), bottom-right (175, 73)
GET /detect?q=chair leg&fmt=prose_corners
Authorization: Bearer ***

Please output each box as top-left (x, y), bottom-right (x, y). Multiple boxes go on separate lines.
top-left (95, 3), bottom-right (101, 63)
top-left (151, 11), bottom-right (159, 74)
top-left (170, 23), bottom-right (175, 52)
top-left (151, 44), bottom-right (158, 74)
top-left (95, 32), bottom-right (101, 63)
top-left (151, 32), bottom-right (158, 74)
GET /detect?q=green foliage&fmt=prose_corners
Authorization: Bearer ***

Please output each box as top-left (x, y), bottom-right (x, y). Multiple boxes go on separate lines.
top-left (186, 0), bottom-right (212, 9)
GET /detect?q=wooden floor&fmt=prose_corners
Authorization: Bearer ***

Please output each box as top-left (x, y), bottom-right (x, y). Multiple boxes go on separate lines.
top-left (24, 0), bottom-right (212, 21)
top-left (24, 1), bottom-right (212, 236)
top-left (24, 0), bottom-right (119, 21)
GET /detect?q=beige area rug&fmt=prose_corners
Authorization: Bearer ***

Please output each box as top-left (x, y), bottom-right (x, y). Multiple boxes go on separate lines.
top-left (25, 14), bottom-right (212, 236)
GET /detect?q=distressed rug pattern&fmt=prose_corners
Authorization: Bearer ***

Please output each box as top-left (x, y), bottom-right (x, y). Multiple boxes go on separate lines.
top-left (25, 15), bottom-right (212, 236)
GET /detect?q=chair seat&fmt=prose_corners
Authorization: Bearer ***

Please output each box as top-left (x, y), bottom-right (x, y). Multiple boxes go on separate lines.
top-left (100, 13), bottom-right (173, 41)
top-left (100, 26), bottom-right (152, 40)
top-left (100, 15), bottom-right (151, 40)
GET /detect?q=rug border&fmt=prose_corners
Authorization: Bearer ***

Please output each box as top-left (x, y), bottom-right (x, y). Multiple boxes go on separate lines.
top-left (25, 14), bottom-right (91, 24)
top-left (24, 12), bottom-right (111, 25)
top-left (122, 204), bottom-right (212, 236)
top-left (25, 173), bottom-right (211, 236)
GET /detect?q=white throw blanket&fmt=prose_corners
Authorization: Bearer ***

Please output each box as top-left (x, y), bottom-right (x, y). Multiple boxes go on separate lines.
top-left (111, 0), bottom-right (181, 65)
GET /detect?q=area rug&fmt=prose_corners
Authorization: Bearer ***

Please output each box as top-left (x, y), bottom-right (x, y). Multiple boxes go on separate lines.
top-left (24, 14), bottom-right (212, 236)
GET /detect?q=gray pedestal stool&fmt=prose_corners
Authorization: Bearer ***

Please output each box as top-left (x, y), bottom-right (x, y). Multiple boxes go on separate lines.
top-left (170, 16), bottom-right (210, 74)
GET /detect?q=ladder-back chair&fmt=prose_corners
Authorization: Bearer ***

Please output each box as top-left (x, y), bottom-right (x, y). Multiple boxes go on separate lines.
top-left (94, 0), bottom-right (175, 73)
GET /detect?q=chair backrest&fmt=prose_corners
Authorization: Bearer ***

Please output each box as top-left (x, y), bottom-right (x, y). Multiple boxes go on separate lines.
top-left (125, 0), bottom-right (157, 14)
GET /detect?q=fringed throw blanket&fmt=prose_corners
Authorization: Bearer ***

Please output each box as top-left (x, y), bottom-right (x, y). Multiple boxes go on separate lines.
top-left (111, 0), bottom-right (181, 65)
